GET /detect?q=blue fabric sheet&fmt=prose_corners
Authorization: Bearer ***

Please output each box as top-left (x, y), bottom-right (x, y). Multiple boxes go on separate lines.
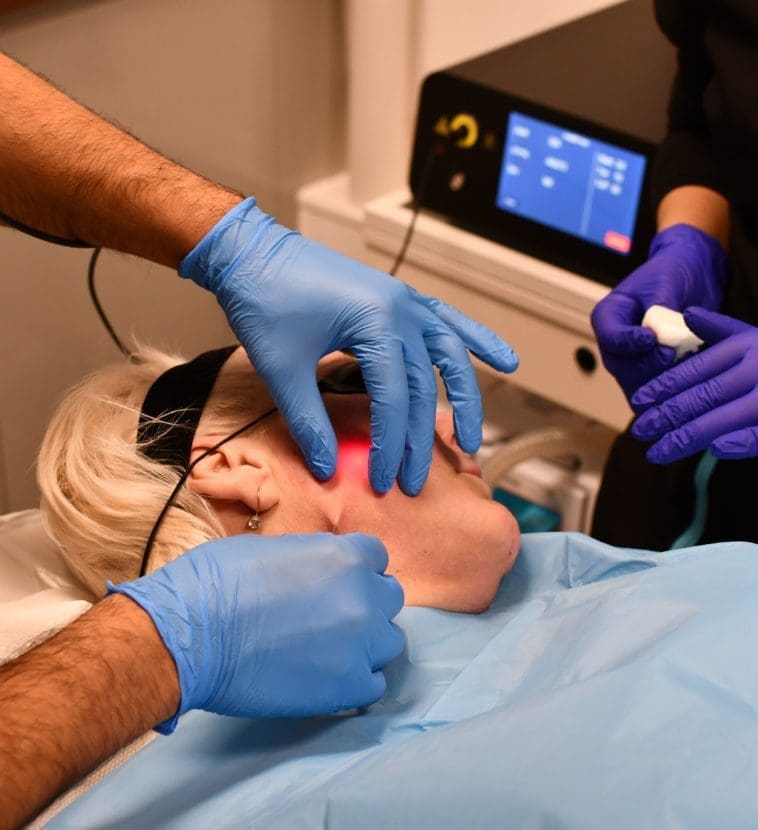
top-left (49, 533), bottom-right (758, 828)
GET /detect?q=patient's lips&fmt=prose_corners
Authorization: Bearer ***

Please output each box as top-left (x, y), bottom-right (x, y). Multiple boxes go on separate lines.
top-left (459, 460), bottom-right (482, 478)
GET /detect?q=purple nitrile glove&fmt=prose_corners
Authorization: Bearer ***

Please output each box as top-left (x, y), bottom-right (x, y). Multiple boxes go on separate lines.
top-left (590, 224), bottom-right (728, 402)
top-left (631, 307), bottom-right (758, 463)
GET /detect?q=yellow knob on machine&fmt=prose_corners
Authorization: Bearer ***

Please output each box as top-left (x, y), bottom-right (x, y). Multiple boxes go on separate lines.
top-left (449, 113), bottom-right (479, 148)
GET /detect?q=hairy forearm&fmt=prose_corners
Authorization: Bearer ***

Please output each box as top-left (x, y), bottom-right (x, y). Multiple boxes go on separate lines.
top-left (657, 185), bottom-right (731, 250)
top-left (0, 51), bottom-right (242, 267)
top-left (0, 594), bottom-right (180, 829)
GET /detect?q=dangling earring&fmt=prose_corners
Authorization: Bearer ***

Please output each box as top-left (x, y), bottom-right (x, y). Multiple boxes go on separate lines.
top-left (247, 488), bottom-right (262, 531)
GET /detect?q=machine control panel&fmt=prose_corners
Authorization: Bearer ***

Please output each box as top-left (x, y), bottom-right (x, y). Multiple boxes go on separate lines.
top-left (410, 75), bottom-right (656, 287)
top-left (408, 0), bottom-right (674, 287)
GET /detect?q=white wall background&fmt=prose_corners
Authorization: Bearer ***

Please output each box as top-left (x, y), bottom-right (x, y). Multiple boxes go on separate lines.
top-left (346, 0), bottom-right (621, 202)
top-left (0, 0), bottom-right (621, 510)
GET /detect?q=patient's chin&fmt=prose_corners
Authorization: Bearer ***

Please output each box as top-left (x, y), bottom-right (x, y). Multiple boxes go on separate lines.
top-left (503, 514), bottom-right (521, 569)
top-left (460, 523), bottom-right (521, 613)
top-left (411, 581), bottom-right (499, 614)
top-left (403, 560), bottom-right (513, 614)
top-left (383, 504), bottom-right (520, 613)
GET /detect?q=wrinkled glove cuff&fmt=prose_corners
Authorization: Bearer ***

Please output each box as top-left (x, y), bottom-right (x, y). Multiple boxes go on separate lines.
top-left (648, 223), bottom-right (729, 293)
top-left (179, 196), bottom-right (271, 293)
top-left (106, 579), bottom-right (192, 735)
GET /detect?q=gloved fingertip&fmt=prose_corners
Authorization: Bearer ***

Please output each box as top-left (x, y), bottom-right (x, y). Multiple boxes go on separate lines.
top-left (630, 326), bottom-right (658, 351)
top-left (490, 346), bottom-right (519, 373)
top-left (458, 435), bottom-right (482, 455)
top-left (634, 327), bottom-right (657, 349)
top-left (455, 420), bottom-right (483, 455)
top-left (631, 387), bottom-right (656, 409)
top-left (307, 450), bottom-right (337, 481)
top-left (400, 482), bottom-right (422, 497)
top-left (633, 423), bottom-right (665, 443)
top-left (646, 438), bottom-right (682, 464)
top-left (398, 463), bottom-right (429, 497)
top-left (645, 447), bottom-right (668, 465)
top-left (630, 396), bottom-right (654, 416)
top-left (655, 344), bottom-right (678, 366)
top-left (504, 353), bottom-right (520, 373)
top-left (630, 420), bottom-right (648, 441)
top-left (368, 461), bottom-right (393, 494)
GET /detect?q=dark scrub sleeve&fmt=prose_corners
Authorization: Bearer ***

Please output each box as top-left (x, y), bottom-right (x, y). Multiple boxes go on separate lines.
top-left (651, 0), bottom-right (727, 206)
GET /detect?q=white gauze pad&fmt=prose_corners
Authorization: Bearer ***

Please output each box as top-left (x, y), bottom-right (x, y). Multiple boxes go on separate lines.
top-left (641, 304), bottom-right (704, 360)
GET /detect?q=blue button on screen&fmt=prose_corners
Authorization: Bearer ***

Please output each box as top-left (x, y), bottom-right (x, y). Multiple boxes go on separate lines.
top-left (496, 111), bottom-right (646, 255)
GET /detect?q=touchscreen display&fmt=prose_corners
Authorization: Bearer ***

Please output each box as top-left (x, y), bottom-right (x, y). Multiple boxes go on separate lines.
top-left (496, 111), bottom-right (647, 255)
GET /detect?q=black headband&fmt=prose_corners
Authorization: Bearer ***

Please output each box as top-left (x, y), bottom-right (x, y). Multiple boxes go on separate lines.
top-left (137, 345), bottom-right (238, 470)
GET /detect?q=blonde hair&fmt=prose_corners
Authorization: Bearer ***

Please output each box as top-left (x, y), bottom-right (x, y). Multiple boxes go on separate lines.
top-left (37, 345), bottom-right (274, 597)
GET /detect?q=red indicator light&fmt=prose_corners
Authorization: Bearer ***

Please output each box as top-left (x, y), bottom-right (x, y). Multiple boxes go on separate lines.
top-left (604, 230), bottom-right (631, 253)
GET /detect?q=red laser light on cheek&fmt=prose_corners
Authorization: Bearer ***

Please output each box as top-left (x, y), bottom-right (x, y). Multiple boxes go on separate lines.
top-left (336, 437), bottom-right (372, 483)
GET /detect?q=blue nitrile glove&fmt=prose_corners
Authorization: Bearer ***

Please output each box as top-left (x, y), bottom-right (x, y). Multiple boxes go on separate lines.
top-left (179, 198), bottom-right (518, 495)
top-left (630, 307), bottom-right (758, 463)
top-left (590, 224), bottom-right (728, 401)
top-left (107, 533), bottom-right (405, 734)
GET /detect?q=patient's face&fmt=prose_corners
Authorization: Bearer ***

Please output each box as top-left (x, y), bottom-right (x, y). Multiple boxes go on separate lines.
top-left (315, 395), bottom-right (520, 611)
top-left (196, 357), bottom-right (520, 612)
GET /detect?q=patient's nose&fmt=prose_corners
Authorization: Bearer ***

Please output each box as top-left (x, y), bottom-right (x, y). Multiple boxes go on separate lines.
top-left (436, 411), bottom-right (471, 461)
top-left (435, 411), bottom-right (456, 448)
top-left (435, 411), bottom-right (480, 475)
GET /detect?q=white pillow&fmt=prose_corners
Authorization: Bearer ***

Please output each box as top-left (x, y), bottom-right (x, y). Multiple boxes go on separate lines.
top-left (0, 509), bottom-right (93, 664)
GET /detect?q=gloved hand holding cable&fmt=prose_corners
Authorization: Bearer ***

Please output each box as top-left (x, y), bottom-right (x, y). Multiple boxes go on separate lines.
top-left (630, 307), bottom-right (758, 463)
top-left (590, 223), bottom-right (728, 401)
top-left (179, 198), bottom-right (519, 496)
top-left (108, 532), bottom-right (405, 731)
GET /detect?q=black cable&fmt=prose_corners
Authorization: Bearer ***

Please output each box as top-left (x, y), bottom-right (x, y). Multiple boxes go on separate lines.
top-left (139, 403), bottom-right (278, 576)
top-left (0, 209), bottom-right (94, 248)
top-left (389, 198), bottom-right (424, 277)
top-left (87, 247), bottom-right (130, 357)
top-left (0, 209), bottom-right (130, 356)
top-left (389, 129), bottom-right (464, 277)
top-left (389, 144), bottom-right (440, 277)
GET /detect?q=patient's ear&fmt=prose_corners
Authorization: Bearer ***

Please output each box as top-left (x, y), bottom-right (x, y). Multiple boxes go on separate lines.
top-left (187, 439), bottom-right (279, 514)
